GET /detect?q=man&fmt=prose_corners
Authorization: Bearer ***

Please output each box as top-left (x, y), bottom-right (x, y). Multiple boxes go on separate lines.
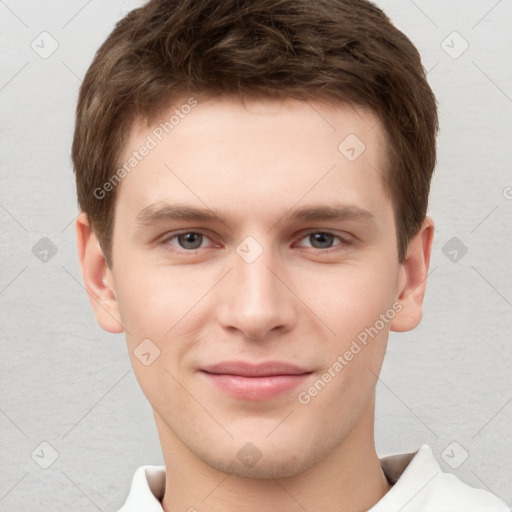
top-left (72, 0), bottom-right (509, 510)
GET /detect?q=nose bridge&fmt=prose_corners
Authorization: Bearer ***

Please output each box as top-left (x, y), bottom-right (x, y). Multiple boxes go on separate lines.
top-left (216, 235), bottom-right (296, 339)
top-left (237, 243), bottom-right (277, 302)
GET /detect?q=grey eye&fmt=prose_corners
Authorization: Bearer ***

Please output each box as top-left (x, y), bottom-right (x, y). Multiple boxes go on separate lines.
top-left (176, 232), bottom-right (204, 250)
top-left (308, 232), bottom-right (335, 249)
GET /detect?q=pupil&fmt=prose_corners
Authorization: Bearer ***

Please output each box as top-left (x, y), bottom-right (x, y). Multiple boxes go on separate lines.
top-left (312, 232), bottom-right (333, 248)
top-left (180, 233), bottom-right (201, 249)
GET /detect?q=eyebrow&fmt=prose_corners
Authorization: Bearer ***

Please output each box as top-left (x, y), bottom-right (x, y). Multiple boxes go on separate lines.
top-left (135, 202), bottom-right (375, 227)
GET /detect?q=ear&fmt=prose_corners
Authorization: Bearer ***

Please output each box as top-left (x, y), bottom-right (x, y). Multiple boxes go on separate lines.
top-left (75, 212), bottom-right (124, 333)
top-left (390, 216), bottom-right (434, 332)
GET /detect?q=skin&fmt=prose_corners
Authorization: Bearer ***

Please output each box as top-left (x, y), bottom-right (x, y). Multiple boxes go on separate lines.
top-left (76, 95), bottom-right (434, 512)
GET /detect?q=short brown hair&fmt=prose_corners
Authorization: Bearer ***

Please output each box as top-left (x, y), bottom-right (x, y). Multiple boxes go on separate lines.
top-left (72, 0), bottom-right (438, 266)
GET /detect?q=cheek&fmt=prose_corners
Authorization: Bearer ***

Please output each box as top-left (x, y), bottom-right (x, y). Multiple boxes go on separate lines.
top-left (113, 265), bottom-right (207, 402)
top-left (295, 262), bottom-right (396, 400)
top-left (113, 261), bottom-right (214, 347)
top-left (295, 261), bottom-right (399, 340)
top-left (299, 270), bottom-right (392, 422)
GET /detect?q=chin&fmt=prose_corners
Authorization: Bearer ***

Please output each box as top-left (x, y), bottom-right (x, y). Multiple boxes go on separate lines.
top-left (204, 447), bottom-right (315, 479)
top-left (188, 432), bottom-right (330, 479)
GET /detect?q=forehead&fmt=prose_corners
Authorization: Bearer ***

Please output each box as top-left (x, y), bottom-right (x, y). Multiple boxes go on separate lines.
top-left (114, 95), bottom-right (392, 229)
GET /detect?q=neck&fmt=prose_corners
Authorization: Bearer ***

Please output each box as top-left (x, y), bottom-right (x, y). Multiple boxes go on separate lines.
top-left (155, 397), bottom-right (391, 512)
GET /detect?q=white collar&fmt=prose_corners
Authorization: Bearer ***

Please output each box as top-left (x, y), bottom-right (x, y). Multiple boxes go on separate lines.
top-left (118, 444), bottom-right (508, 511)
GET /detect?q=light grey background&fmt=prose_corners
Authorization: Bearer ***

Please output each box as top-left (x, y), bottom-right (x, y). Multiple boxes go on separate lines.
top-left (1, 0), bottom-right (511, 510)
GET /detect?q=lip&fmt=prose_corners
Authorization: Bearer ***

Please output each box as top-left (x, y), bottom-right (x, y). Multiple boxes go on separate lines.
top-left (199, 361), bottom-right (313, 401)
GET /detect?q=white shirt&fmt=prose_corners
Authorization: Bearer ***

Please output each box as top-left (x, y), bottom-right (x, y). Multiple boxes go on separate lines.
top-left (118, 444), bottom-right (509, 511)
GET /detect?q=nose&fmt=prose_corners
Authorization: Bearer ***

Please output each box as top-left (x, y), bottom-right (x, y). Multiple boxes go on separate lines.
top-left (215, 240), bottom-right (298, 340)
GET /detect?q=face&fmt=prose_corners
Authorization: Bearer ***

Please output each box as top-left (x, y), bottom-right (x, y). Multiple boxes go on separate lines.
top-left (78, 95), bottom-right (432, 478)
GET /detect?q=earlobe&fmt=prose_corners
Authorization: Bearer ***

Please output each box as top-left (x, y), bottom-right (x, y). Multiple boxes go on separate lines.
top-left (390, 216), bottom-right (434, 332)
top-left (75, 212), bottom-right (124, 334)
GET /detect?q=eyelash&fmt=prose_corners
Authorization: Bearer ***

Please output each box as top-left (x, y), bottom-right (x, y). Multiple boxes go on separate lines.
top-left (159, 230), bottom-right (353, 254)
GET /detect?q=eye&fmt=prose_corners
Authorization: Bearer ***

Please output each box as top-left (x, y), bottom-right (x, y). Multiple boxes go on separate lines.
top-left (162, 231), bottom-right (213, 251)
top-left (296, 231), bottom-right (349, 250)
